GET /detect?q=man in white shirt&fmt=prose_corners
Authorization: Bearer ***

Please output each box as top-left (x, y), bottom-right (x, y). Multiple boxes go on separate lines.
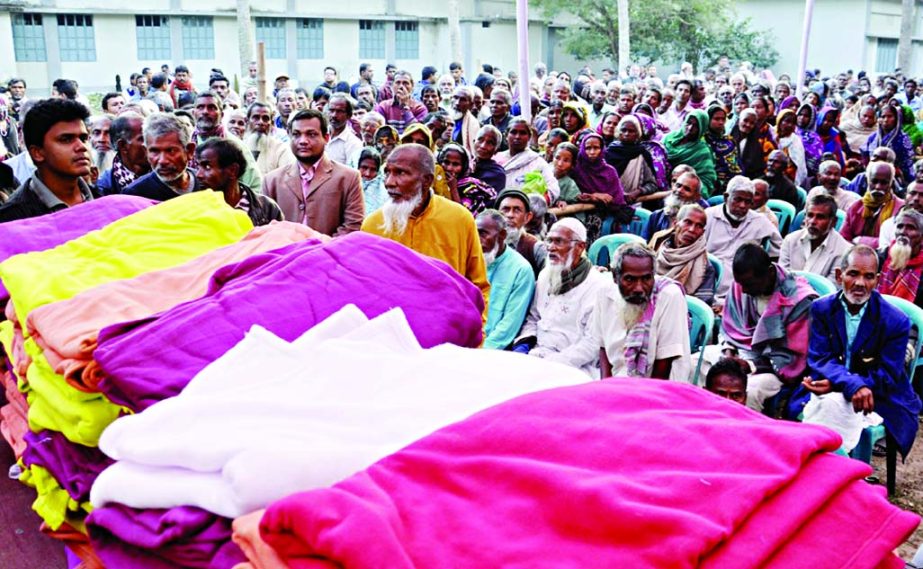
top-left (780, 193), bottom-right (851, 284)
top-left (593, 243), bottom-right (691, 382)
top-left (325, 94), bottom-right (363, 165)
top-left (513, 218), bottom-right (608, 377)
top-left (705, 175), bottom-right (783, 298)
top-left (807, 160), bottom-right (860, 212)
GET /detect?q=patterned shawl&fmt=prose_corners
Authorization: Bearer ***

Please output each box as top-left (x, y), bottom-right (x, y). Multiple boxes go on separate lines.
top-left (624, 277), bottom-right (680, 377)
top-left (879, 249), bottom-right (923, 301)
top-left (722, 265), bottom-right (817, 382)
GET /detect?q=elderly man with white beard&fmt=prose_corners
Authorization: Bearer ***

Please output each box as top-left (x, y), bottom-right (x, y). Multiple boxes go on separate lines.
top-left (780, 193), bottom-right (851, 284)
top-left (87, 114), bottom-right (115, 174)
top-left (798, 245), bottom-right (921, 458)
top-left (643, 171), bottom-right (706, 240)
top-left (512, 218), bottom-right (609, 377)
top-left (592, 243), bottom-right (692, 381)
top-left (877, 209), bottom-right (923, 306)
top-left (450, 86), bottom-right (480, 157)
top-left (362, 144), bottom-right (490, 322)
top-left (476, 209), bottom-right (535, 350)
top-left (244, 102), bottom-right (295, 176)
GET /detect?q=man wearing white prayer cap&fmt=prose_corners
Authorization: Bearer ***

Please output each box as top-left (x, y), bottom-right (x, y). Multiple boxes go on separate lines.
top-left (512, 218), bottom-right (610, 377)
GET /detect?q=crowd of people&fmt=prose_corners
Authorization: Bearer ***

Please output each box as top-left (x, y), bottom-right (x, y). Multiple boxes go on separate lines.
top-left (2, 54), bottom-right (923, 465)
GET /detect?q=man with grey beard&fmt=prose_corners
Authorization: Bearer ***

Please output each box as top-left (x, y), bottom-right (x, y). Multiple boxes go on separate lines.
top-left (450, 86), bottom-right (480, 156)
top-left (512, 218), bottom-right (608, 377)
top-left (592, 242), bottom-right (691, 381)
top-left (361, 144), bottom-right (489, 320)
top-left (644, 171), bottom-right (705, 240)
top-left (800, 245), bottom-right (920, 458)
top-left (877, 209), bottom-right (923, 306)
top-left (476, 209), bottom-right (535, 350)
top-left (780, 193), bottom-right (851, 284)
top-left (87, 114), bottom-right (115, 174)
top-left (244, 102), bottom-right (294, 176)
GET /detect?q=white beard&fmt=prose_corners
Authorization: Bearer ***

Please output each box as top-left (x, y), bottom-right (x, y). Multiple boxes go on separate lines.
top-left (483, 242), bottom-right (500, 266)
top-left (244, 131), bottom-right (270, 155)
top-left (889, 239), bottom-right (914, 271)
top-left (95, 149), bottom-right (115, 172)
top-left (543, 252), bottom-right (574, 295)
top-left (506, 226), bottom-right (523, 247)
top-left (611, 285), bottom-right (648, 329)
top-left (379, 192), bottom-right (423, 236)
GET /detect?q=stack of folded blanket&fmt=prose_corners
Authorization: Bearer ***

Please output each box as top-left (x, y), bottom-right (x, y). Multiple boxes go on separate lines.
top-left (0, 200), bottom-right (487, 567)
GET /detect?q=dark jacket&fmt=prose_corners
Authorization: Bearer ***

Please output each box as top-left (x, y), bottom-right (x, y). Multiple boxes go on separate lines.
top-left (804, 291), bottom-right (921, 456)
top-left (762, 174), bottom-right (800, 209)
top-left (0, 176), bottom-right (99, 223)
top-left (240, 184), bottom-right (283, 226)
top-left (122, 170), bottom-right (199, 201)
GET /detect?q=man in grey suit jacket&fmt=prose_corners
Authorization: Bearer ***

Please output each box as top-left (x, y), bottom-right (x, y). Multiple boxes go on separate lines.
top-left (263, 109), bottom-right (365, 236)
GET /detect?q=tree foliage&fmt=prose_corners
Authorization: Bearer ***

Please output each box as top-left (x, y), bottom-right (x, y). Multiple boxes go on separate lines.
top-left (533, 0), bottom-right (779, 71)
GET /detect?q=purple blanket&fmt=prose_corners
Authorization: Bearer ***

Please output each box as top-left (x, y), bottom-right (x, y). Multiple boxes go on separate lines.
top-left (94, 232), bottom-right (485, 410)
top-left (0, 195), bottom-right (155, 304)
top-left (86, 504), bottom-right (244, 569)
top-left (21, 430), bottom-right (112, 502)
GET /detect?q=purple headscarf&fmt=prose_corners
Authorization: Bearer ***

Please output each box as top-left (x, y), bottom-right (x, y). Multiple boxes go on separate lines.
top-left (570, 133), bottom-right (625, 204)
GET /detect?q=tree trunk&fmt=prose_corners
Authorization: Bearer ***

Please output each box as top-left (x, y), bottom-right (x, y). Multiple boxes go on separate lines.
top-left (448, 0), bottom-right (463, 65)
top-left (898, 0), bottom-right (914, 73)
top-left (237, 0), bottom-right (255, 80)
top-left (617, 0), bottom-right (630, 77)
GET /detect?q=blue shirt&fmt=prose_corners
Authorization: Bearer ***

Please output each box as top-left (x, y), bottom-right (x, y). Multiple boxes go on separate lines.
top-left (485, 246), bottom-right (536, 350)
top-left (839, 297), bottom-right (868, 369)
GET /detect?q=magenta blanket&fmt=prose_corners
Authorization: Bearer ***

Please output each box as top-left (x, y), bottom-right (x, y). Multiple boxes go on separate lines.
top-left (20, 430), bottom-right (112, 502)
top-left (259, 379), bottom-right (918, 569)
top-left (86, 504), bottom-right (245, 569)
top-left (93, 232), bottom-right (485, 411)
top-left (0, 195), bottom-right (155, 305)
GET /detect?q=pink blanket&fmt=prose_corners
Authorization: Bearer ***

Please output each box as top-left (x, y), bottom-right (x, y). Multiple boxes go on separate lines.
top-left (25, 222), bottom-right (322, 391)
top-left (258, 379), bottom-right (918, 569)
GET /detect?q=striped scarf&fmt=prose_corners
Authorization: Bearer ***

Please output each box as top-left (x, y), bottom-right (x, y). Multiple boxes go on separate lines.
top-left (623, 278), bottom-right (679, 377)
top-left (879, 250), bottom-right (923, 301)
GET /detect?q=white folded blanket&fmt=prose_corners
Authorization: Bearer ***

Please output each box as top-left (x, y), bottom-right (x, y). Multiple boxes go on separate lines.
top-left (92, 305), bottom-right (589, 518)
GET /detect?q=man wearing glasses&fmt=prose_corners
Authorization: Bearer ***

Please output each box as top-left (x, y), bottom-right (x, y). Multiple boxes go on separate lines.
top-left (513, 218), bottom-right (608, 377)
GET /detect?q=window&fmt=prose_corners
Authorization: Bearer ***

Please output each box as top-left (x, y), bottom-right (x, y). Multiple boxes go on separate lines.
top-left (11, 13), bottom-right (47, 62)
top-left (136, 15), bottom-right (171, 60)
top-left (359, 20), bottom-right (384, 59)
top-left (182, 16), bottom-right (214, 60)
top-left (57, 14), bottom-right (96, 62)
top-left (296, 18), bottom-right (324, 59)
top-left (255, 18), bottom-right (286, 59)
top-left (394, 21), bottom-right (418, 59)
top-left (876, 38), bottom-right (899, 73)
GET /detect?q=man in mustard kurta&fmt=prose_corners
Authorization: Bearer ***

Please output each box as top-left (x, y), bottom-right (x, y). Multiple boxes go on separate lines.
top-left (362, 144), bottom-right (490, 320)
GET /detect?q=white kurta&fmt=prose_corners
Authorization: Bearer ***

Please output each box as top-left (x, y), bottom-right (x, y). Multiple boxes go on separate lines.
top-left (518, 267), bottom-right (609, 377)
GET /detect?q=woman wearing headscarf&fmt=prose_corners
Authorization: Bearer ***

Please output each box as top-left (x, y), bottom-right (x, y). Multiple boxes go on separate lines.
top-left (704, 103), bottom-right (741, 195)
top-left (815, 107), bottom-right (847, 167)
top-left (775, 108), bottom-right (808, 187)
top-left (471, 124), bottom-right (507, 194)
top-left (901, 104), bottom-right (923, 147)
top-left (596, 111), bottom-right (621, 146)
top-left (664, 110), bottom-right (717, 197)
top-left (634, 112), bottom-right (671, 191)
top-left (560, 101), bottom-right (595, 149)
top-left (437, 143), bottom-right (498, 215)
top-left (604, 115), bottom-right (658, 203)
top-left (726, 92), bottom-right (751, 134)
top-left (632, 102), bottom-right (670, 141)
top-left (863, 103), bottom-right (916, 183)
top-left (570, 132), bottom-right (628, 244)
top-left (795, 103), bottom-right (824, 175)
top-left (840, 104), bottom-right (878, 160)
top-left (731, 108), bottom-right (770, 180)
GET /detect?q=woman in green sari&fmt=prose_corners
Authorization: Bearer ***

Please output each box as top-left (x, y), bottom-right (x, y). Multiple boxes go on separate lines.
top-left (663, 109), bottom-right (717, 198)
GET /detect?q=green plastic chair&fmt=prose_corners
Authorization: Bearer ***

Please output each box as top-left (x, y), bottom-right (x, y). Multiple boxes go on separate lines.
top-left (627, 208), bottom-right (651, 238)
top-left (767, 199), bottom-right (796, 236)
top-left (587, 233), bottom-right (646, 267)
top-left (855, 294), bottom-right (923, 496)
top-left (792, 270), bottom-right (836, 296)
top-left (795, 187), bottom-right (807, 210)
top-left (686, 296), bottom-right (715, 385)
top-left (707, 253), bottom-right (722, 295)
top-left (790, 209), bottom-right (845, 233)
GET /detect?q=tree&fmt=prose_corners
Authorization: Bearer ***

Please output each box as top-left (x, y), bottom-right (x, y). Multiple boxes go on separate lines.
top-left (532, 0), bottom-right (778, 71)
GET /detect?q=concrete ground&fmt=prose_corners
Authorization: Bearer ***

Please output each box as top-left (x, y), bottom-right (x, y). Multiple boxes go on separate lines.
top-left (0, 441), bottom-right (67, 569)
